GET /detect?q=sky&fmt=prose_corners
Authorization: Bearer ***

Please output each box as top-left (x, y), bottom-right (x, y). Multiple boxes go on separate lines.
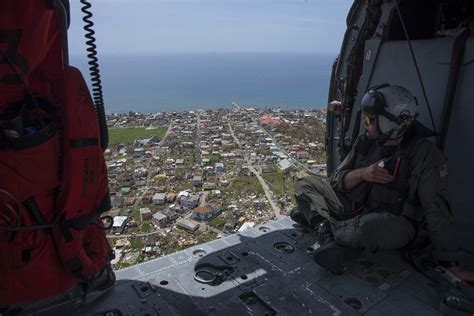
top-left (68, 0), bottom-right (353, 55)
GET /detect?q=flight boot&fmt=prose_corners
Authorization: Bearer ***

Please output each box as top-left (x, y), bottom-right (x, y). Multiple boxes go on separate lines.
top-left (290, 206), bottom-right (306, 225)
top-left (312, 220), bottom-right (345, 275)
top-left (290, 202), bottom-right (324, 228)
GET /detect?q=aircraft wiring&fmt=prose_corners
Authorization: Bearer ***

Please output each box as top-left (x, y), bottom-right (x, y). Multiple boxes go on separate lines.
top-left (394, 1), bottom-right (439, 146)
top-left (0, 189), bottom-right (23, 236)
top-left (80, 0), bottom-right (108, 150)
top-left (0, 51), bottom-right (45, 129)
top-left (0, 223), bottom-right (57, 232)
top-left (0, 212), bottom-right (112, 232)
top-left (1, 202), bottom-right (16, 223)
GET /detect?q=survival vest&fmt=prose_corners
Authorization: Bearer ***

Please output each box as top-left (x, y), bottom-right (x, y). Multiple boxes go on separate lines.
top-left (340, 132), bottom-right (421, 218)
top-left (0, 1), bottom-right (113, 306)
top-left (365, 143), bottom-right (412, 215)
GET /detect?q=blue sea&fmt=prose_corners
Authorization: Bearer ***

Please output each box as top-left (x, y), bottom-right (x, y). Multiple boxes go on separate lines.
top-left (70, 53), bottom-right (335, 113)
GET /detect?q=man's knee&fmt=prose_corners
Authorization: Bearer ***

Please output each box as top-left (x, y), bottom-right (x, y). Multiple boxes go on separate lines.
top-left (294, 176), bottom-right (325, 196)
top-left (333, 219), bottom-right (369, 249)
top-left (334, 213), bottom-right (415, 252)
top-left (294, 176), bottom-right (313, 193)
top-left (294, 176), bottom-right (333, 223)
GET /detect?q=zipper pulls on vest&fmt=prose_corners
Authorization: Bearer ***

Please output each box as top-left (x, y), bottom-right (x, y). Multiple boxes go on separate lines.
top-left (392, 157), bottom-right (401, 180)
top-left (377, 156), bottom-right (392, 168)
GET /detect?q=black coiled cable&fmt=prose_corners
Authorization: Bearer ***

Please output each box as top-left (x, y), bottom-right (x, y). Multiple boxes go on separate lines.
top-left (80, 0), bottom-right (108, 150)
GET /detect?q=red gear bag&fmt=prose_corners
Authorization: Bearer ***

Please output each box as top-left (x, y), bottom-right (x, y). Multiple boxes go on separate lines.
top-left (0, 0), bottom-right (113, 306)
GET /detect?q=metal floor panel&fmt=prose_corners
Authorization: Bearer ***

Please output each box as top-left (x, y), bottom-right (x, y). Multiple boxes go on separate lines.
top-left (33, 217), bottom-right (474, 315)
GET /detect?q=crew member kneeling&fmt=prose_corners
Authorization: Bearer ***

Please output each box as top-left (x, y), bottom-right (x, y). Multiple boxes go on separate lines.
top-left (292, 84), bottom-right (474, 282)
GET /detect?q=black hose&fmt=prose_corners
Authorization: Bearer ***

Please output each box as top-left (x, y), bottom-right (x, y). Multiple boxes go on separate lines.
top-left (80, 0), bottom-right (108, 151)
top-left (395, 0), bottom-right (439, 147)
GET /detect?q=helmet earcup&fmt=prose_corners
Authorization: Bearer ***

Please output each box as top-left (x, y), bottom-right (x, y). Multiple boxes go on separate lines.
top-left (377, 115), bottom-right (397, 136)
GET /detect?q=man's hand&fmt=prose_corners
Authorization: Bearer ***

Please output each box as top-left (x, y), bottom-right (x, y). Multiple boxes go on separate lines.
top-left (447, 266), bottom-right (474, 284)
top-left (343, 161), bottom-right (393, 190)
top-left (362, 162), bottom-right (392, 184)
top-left (328, 100), bottom-right (343, 113)
top-left (296, 170), bottom-right (309, 179)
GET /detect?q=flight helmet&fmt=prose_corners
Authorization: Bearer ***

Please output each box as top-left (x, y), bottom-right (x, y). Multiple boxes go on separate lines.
top-left (361, 84), bottom-right (418, 141)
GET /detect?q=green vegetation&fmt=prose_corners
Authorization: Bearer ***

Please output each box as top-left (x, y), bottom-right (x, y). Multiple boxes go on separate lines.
top-left (157, 230), bottom-right (218, 256)
top-left (116, 262), bottom-right (131, 270)
top-left (132, 210), bottom-right (141, 221)
top-left (109, 127), bottom-right (167, 145)
top-left (160, 233), bottom-right (191, 255)
top-left (209, 215), bottom-right (226, 229)
top-left (130, 237), bottom-right (143, 250)
top-left (227, 176), bottom-right (264, 196)
top-left (141, 222), bottom-right (152, 233)
top-left (261, 170), bottom-right (294, 197)
top-left (182, 147), bottom-right (195, 154)
top-left (196, 231), bottom-right (218, 244)
top-left (209, 154), bottom-right (221, 164)
top-left (275, 118), bottom-right (325, 143)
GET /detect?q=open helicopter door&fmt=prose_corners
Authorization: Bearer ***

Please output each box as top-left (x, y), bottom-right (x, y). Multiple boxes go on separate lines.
top-left (327, 0), bottom-right (474, 256)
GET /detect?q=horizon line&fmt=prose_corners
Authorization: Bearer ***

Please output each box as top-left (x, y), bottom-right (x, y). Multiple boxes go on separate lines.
top-left (69, 51), bottom-right (339, 56)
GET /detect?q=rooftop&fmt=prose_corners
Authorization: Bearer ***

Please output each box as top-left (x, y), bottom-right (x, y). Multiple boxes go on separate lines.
top-left (112, 216), bottom-right (128, 227)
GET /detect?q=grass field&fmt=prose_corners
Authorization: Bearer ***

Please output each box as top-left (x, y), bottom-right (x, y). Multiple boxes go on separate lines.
top-left (130, 237), bottom-right (143, 250)
top-left (261, 170), bottom-right (294, 197)
top-left (109, 127), bottom-right (167, 145)
top-left (209, 215), bottom-right (226, 229)
top-left (141, 222), bottom-right (152, 233)
top-left (226, 176), bottom-right (264, 197)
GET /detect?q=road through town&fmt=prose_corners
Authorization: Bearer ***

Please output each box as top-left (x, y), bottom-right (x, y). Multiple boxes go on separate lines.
top-left (228, 119), bottom-right (282, 219)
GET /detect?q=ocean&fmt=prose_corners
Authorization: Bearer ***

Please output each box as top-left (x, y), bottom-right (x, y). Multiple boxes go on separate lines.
top-left (70, 53), bottom-right (335, 113)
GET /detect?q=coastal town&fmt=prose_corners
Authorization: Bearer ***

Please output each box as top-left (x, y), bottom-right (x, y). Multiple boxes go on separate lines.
top-left (104, 106), bottom-right (328, 269)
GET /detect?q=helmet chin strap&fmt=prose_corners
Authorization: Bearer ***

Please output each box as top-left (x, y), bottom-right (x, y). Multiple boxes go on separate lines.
top-left (376, 131), bottom-right (403, 145)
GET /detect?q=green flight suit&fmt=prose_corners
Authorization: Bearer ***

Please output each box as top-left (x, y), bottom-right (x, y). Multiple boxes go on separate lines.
top-left (294, 123), bottom-right (460, 262)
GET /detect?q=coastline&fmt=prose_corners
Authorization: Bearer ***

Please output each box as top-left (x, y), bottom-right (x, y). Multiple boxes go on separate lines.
top-left (70, 52), bottom-right (334, 113)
